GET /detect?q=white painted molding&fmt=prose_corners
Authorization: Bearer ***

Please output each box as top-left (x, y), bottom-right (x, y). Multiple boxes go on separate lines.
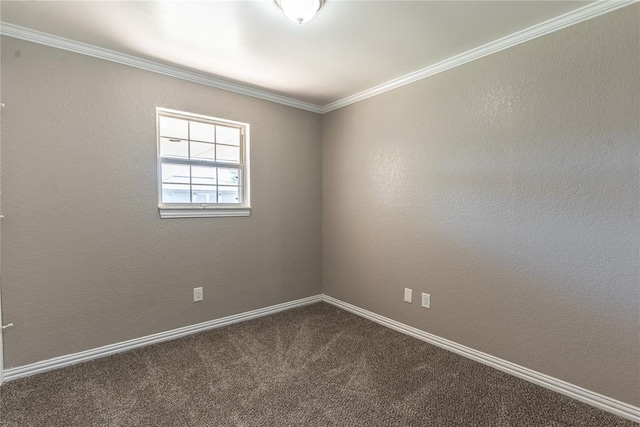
top-left (322, 295), bottom-right (640, 423)
top-left (1, 1), bottom-right (636, 115)
top-left (321, 0), bottom-right (639, 113)
top-left (2, 294), bottom-right (322, 383)
top-left (2, 292), bottom-right (637, 422)
top-left (0, 22), bottom-right (323, 114)
top-left (158, 208), bottom-right (251, 219)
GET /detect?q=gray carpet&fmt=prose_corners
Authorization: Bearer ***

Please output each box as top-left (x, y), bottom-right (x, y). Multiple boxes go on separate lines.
top-left (0, 302), bottom-right (636, 426)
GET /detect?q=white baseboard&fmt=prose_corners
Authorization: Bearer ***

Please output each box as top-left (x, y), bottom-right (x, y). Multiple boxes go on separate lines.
top-left (322, 294), bottom-right (640, 423)
top-left (3, 293), bottom-right (637, 423)
top-left (2, 294), bottom-right (322, 383)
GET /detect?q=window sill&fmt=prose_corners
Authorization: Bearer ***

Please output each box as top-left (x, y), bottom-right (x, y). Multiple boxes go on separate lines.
top-left (158, 207), bottom-right (251, 219)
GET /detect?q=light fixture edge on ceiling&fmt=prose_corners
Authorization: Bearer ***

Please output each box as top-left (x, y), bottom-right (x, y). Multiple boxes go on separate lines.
top-left (274, 0), bottom-right (325, 25)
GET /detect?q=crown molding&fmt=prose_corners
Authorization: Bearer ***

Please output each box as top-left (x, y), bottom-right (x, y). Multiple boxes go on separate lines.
top-left (1, 0), bottom-right (636, 115)
top-left (321, 0), bottom-right (638, 113)
top-left (0, 22), bottom-right (324, 114)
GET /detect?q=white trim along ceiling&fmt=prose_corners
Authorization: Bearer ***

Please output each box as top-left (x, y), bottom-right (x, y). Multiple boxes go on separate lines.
top-left (0, 0), bottom-right (636, 114)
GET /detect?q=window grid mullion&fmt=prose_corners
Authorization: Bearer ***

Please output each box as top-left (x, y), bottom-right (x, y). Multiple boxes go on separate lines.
top-left (214, 124), bottom-right (218, 168)
top-left (160, 157), bottom-right (239, 169)
top-left (188, 121), bottom-right (192, 203)
top-left (215, 125), bottom-right (219, 204)
top-left (216, 167), bottom-right (220, 203)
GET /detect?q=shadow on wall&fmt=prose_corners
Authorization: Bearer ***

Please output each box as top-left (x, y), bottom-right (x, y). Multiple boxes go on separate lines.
top-left (323, 113), bottom-right (638, 405)
top-left (323, 4), bottom-right (639, 406)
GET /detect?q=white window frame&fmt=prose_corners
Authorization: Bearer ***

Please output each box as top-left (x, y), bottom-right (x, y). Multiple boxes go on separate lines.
top-left (156, 108), bottom-right (251, 219)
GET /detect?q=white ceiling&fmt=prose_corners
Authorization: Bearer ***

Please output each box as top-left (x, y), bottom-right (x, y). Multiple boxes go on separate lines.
top-left (1, 1), bottom-right (594, 107)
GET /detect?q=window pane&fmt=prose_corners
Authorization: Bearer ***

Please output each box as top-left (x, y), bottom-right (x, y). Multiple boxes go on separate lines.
top-left (216, 126), bottom-right (240, 146)
top-left (190, 121), bottom-right (214, 142)
top-left (160, 117), bottom-right (188, 139)
top-left (192, 185), bottom-right (218, 203)
top-left (161, 164), bottom-right (190, 184)
top-left (216, 144), bottom-right (240, 163)
top-left (191, 166), bottom-right (217, 185)
top-left (160, 137), bottom-right (188, 158)
top-left (218, 186), bottom-right (240, 203)
top-left (191, 141), bottom-right (215, 161)
top-left (218, 168), bottom-right (240, 186)
top-left (162, 183), bottom-right (190, 203)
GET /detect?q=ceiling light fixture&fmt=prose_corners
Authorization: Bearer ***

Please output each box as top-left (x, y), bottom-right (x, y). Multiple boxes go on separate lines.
top-left (275, 0), bottom-right (325, 25)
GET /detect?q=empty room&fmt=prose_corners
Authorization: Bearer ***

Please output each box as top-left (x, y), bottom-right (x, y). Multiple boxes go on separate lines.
top-left (0, 0), bottom-right (638, 425)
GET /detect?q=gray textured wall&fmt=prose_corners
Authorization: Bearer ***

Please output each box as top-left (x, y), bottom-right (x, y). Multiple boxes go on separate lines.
top-left (0, 37), bottom-right (322, 367)
top-left (1, 4), bottom-right (638, 409)
top-left (322, 6), bottom-right (639, 406)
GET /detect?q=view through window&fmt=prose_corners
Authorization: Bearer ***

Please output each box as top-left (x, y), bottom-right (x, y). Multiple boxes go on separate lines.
top-left (157, 108), bottom-right (250, 217)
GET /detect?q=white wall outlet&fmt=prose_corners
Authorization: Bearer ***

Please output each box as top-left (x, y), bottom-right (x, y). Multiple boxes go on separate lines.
top-left (421, 292), bottom-right (430, 308)
top-left (404, 288), bottom-right (413, 303)
top-left (193, 287), bottom-right (204, 302)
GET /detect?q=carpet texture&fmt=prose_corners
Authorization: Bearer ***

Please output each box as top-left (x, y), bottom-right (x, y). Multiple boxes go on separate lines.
top-left (0, 302), bottom-right (636, 426)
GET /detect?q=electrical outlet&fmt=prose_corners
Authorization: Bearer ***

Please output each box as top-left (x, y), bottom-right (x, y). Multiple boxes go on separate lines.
top-left (404, 288), bottom-right (413, 303)
top-left (421, 293), bottom-right (430, 308)
top-left (193, 287), bottom-right (203, 302)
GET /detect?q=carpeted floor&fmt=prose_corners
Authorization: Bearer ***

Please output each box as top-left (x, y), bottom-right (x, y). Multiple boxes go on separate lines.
top-left (0, 302), bottom-right (636, 426)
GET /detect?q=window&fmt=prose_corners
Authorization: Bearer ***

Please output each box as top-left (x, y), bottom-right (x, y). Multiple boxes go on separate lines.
top-left (156, 108), bottom-right (250, 218)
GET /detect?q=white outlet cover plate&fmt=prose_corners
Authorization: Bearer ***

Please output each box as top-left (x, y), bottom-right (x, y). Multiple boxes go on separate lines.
top-left (193, 287), bottom-right (203, 302)
top-left (422, 293), bottom-right (430, 308)
top-left (404, 288), bottom-right (412, 303)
